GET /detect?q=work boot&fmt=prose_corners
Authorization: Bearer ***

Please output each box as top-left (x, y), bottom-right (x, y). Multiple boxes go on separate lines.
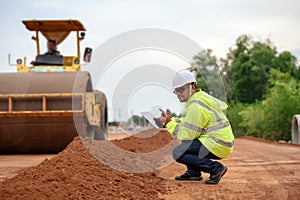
top-left (175, 171), bottom-right (203, 181)
top-left (205, 166), bottom-right (227, 184)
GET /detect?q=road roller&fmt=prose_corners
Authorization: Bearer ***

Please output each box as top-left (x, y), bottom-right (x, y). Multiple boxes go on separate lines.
top-left (0, 20), bottom-right (108, 153)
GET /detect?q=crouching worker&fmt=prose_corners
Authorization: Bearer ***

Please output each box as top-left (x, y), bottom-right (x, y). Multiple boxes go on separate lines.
top-left (154, 70), bottom-right (234, 184)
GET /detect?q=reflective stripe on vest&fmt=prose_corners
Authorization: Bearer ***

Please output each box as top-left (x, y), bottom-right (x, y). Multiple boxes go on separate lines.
top-left (186, 99), bottom-right (233, 148)
top-left (211, 137), bottom-right (234, 147)
top-left (173, 125), bottom-right (180, 137)
top-left (182, 121), bottom-right (230, 134)
top-left (181, 122), bottom-right (233, 147)
top-left (190, 100), bottom-right (222, 122)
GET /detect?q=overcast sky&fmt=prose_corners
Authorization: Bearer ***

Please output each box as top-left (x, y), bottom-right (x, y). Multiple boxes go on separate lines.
top-left (1, 0), bottom-right (299, 121)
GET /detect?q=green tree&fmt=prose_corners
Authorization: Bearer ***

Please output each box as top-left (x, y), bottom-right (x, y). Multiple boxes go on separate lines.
top-left (126, 115), bottom-right (147, 127)
top-left (273, 51), bottom-right (300, 79)
top-left (221, 35), bottom-right (252, 102)
top-left (238, 69), bottom-right (300, 141)
top-left (223, 35), bottom-right (299, 104)
top-left (226, 103), bottom-right (247, 137)
top-left (262, 69), bottom-right (300, 140)
top-left (189, 49), bottom-right (226, 101)
top-left (239, 102), bottom-right (267, 138)
top-left (188, 34), bottom-right (300, 141)
top-left (231, 36), bottom-right (277, 103)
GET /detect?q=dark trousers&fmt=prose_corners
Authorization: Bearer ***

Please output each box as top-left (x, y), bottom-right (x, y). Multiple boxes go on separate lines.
top-left (172, 139), bottom-right (223, 175)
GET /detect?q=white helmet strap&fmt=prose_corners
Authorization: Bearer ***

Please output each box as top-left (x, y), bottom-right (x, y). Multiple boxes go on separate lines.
top-left (188, 83), bottom-right (192, 99)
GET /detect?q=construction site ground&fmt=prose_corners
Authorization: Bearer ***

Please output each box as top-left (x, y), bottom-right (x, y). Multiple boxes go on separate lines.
top-left (1, 129), bottom-right (300, 199)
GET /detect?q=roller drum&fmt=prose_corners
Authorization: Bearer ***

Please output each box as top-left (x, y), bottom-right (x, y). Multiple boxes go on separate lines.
top-left (0, 72), bottom-right (93, 153)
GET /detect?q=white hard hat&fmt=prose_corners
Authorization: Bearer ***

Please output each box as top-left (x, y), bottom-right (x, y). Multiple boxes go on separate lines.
top-left (172, 70), bottom-right (196, 88)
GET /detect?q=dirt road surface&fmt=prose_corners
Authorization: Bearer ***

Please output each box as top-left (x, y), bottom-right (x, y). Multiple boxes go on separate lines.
top-left (159, 137), bottom-right (300, 200)
top-left (0, 155), bottom-right (56, 182)
top-left (0, 132), bottom-right (130, 182)
top-left (1, 130), bottom-right (300, 199)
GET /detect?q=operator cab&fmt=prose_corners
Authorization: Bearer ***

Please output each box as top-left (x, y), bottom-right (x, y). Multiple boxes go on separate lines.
top-left (9, 20), bottom-right (93, 72)
top-left (33, 54), bottom-right (64, 66)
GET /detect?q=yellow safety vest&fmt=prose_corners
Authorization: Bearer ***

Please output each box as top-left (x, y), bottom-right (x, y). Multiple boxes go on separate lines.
top-left (166, 90), bottom-right (234, 158)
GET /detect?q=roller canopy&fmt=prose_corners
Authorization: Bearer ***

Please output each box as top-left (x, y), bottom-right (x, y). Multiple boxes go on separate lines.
top-left (22, 20), bottom-right (86, 45)
top-left (22, 20), bottom-right (86, 32)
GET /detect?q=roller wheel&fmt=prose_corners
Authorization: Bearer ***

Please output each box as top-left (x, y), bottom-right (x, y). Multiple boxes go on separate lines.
top-left (94, 91), bottom-right (108, 140)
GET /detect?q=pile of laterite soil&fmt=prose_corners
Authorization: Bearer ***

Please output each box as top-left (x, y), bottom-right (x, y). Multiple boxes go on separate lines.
top-left (82, 129), bottom-right (178, 173)
top-left (112, 129), bottom-right (174, 153)
top-left (0, 129), bottom-right (174, 200)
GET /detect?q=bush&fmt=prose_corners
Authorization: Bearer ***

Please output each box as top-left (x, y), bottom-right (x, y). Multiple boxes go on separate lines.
top-left (238, 102), bottom-right (267, 138)
top-left (262, 70), bottom-right (300, 140)
top-left (226, 103), bottom-right (247, 137)
top-left (237, 69), bottom-right (300, 141)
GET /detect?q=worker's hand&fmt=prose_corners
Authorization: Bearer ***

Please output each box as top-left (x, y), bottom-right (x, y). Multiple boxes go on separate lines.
top-left (160, 109), bottom-right (172, 125)
top-left (165, 112), bottom-right (172, 125)
top-left (153, 116), bottom-right (166, 128)
top-left (153, 109), bottom-right (172, 128)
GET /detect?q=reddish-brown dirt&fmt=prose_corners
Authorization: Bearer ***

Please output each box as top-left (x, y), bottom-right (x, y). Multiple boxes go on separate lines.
top-left (159, 137), bottom-right (300, 200)
top-left (0, 136), bottom-right (167, 200)
top-left (111, 129), bottom-right (173, 153)
top-left (0, 155), bottom-right (56, 182)
top-left (1, 130), bottom-right (300, 199)
top-left (80, 129), bottom-right (178, 173)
